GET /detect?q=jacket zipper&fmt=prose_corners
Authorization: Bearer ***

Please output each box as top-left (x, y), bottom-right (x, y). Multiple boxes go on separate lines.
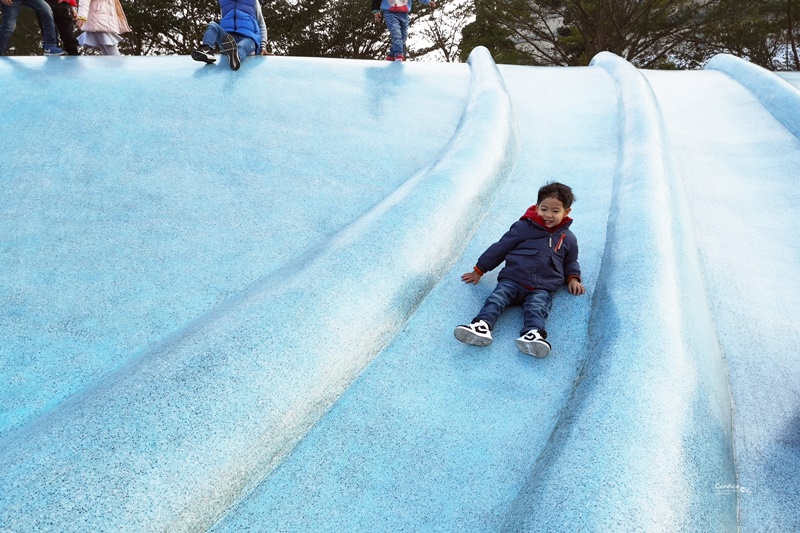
top-left (555, 233), bottom-right (566, 252)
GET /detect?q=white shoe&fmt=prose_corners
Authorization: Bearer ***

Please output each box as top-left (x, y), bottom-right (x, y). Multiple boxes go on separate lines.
top-left (454, 320), bottom-right (493, 346)
top-left (516, 329), bottom-right (551, 358)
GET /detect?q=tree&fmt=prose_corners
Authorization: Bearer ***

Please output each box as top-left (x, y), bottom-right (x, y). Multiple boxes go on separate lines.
top-left (413, 0), bottom-right (473, 62)
top-left (460, 0), bottom-right (531, 63)
top-left (462, 0), bottom-right (726, 67)
top-left (120, 0), bottom-right (219, 55)
top-left (702, 0), bottom-right (800, 70)
top-left (271, 0), bottom-right (387, 58)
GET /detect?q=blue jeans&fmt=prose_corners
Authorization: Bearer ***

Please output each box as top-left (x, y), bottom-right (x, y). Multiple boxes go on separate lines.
top-left (474, 279), bottom-right (553, 336)
top-left (0, 0), bottom-right (58, 54)
top-left (202, 22), bottom-right (256, 60)
top-left (382, 10), bottom-right (408, 58)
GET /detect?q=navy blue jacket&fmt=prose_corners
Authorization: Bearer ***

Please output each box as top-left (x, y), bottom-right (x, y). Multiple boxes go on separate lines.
top-left (475, 215), bottom-right (581, 292)
top-left (220, 0), bottom-right (261, 46)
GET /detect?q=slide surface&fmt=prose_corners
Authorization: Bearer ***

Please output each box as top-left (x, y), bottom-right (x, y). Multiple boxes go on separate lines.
top-left (1, 50), bottom-right (798, 531)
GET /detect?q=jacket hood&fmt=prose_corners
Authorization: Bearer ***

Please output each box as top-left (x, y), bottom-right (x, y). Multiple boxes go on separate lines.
top-left (520, 205), bottom-right (573, 233)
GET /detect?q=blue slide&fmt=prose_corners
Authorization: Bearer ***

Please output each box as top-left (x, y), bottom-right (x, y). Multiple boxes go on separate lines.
top-left (1, 48), bottom-right (799, 531)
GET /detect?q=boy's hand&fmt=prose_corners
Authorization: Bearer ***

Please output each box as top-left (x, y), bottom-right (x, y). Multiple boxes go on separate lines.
top-left (461, 271), bottom-right (482, 284)
top-left (568, 278), bottom-right (586, 295)
top-left (373, 11), bottom-right (382, 22)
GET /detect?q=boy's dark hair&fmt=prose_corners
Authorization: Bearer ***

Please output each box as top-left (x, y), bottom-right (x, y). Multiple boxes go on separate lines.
top-left (537, 182), bottom-right (575, 208)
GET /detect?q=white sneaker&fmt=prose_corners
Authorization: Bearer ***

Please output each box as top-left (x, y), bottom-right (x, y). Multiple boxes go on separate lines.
top-left (454, 320), bottom-right (493, 346)
top-left (515, 329), bottom-right (551, 358)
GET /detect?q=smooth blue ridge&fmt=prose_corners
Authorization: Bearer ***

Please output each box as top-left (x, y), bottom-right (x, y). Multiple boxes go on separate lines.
top-left (1, 48), bottom-right (799, 532)
top-left (0, 47), bottom-right (515, 531)
top-left (213, 61), bottom-right (620, 532)
top-left (707, 53), bottom-right (800, 138)
top-left (498, 51), bottom-right (737, 531)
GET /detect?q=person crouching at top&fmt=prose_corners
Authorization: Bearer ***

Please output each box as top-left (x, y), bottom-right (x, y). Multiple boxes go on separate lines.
top-left (192, 0), bottom-right (268, 71)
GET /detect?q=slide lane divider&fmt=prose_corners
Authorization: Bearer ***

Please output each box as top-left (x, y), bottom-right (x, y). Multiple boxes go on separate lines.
top-left (707, 53), bottom-right (800, 139)
top-left (502, 52), bottom-right (737, 531)
top-left (0, 47), bottom-right (517, 532)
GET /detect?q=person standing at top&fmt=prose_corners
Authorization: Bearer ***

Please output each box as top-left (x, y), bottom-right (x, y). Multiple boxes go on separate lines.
top-left (44, 0), bottom-right (78, 55)
top-left (191, 0), bottom-right (269, 71)
top-left (75, 0), bottom-right (130, 55)
top-left (0, 0), bottom-right (66, 55)
top-left (371, 0), bottom-right (435, 61)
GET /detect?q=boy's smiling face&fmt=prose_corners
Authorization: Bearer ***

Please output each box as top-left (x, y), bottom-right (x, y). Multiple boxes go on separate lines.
top-left (536, 197), bottom-right (570, 228)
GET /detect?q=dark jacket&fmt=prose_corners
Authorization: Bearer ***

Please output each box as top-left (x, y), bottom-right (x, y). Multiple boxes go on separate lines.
top-left (220, 0), bottom-right (261, 46)
top-left (474, 207), bottom-right (581, 292)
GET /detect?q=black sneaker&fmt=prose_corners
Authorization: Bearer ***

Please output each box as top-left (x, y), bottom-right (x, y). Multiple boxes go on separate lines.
top-left (221, 34), bottom-right (240, 70)
top-left (191, 44), bottom-right (216, 64)
top-left (515, 329), bottom-right (551, 358)
top-left (454, 320), bottom-right (493, 346)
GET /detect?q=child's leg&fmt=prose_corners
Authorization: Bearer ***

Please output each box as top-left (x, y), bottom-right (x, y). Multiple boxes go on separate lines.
top-left (520, 289), bottom-right (553, 336)
top-left (233, 34), bottom-right (256, 60)
top-left (382, 11), bottom-right (404, 58)
top-left (516, 289), bottom-right (553, 357)
top-left (474, 279), bottom-right (524, 331)
top-left (0, 1), bottom-right (22, 55)
top-left (202, 21), bottom-right (226, 50)
top-left (98, 43), bottom-right (120, 55)
top-left (22, 0), bottom-right (58, 48)
top-left (398, 12), bottom-right (409, 57)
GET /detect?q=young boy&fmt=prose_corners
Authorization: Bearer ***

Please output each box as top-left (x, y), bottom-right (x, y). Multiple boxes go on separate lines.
top-left (454, 182), bottom-right (586, 358)
top-left (371, 0), bottom-right (435, 61)
top-left (191, 0), bottom-right (268, 70)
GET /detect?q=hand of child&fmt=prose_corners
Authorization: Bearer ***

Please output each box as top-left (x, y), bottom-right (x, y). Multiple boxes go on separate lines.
top-left (461, 271), bottom-right (482, 284)
top-left (373, 11), bottom-right (382, 22)
top-left (568, 278), bottom-right (586, 295)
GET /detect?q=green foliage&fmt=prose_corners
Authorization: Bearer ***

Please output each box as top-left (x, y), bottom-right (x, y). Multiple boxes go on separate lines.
top-left (702, 0), bottom-right (800, 70)
top-left (120, 0), bottom-right (219, 55)
top-left (3, 0), bottom-right (798, 69)
top-left (461, 0), bottom-right (800, 69)
top-left (460, 0), bottom-right (531, 64)
top-left (268, 0), bottom-right (387, 58)
top-left (465, 0), bottom-right (713, 67)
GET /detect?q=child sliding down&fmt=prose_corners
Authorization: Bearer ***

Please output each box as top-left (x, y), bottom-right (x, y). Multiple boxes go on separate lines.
top-left (454, 182), bottom-right (586, 358)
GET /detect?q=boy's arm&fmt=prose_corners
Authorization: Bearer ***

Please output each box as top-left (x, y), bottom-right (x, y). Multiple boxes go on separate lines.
top-left (474, 221), bottom-right (525, 275)
top-left (564, 236), bottom-right (584, 295)
top-left (372, 0), bottom-right (382, 20)
top-left (460, 222), bottom-right (524, 284)
top-left (256, 2), bottom-right (268, 54)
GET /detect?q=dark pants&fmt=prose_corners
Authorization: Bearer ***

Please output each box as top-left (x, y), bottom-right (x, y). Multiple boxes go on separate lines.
top-left (44, 0), bottom-right (78, 55)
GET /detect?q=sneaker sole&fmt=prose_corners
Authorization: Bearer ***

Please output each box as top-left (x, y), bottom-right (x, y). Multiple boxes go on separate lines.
top-left (454, 327), bottom-right (492, 346)
top-left (191, 50), bottom-right (216, 64)
top-left (221, 35), bottom-right (240, 70)
top-left (516, 338), bottom-right (551, 358)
